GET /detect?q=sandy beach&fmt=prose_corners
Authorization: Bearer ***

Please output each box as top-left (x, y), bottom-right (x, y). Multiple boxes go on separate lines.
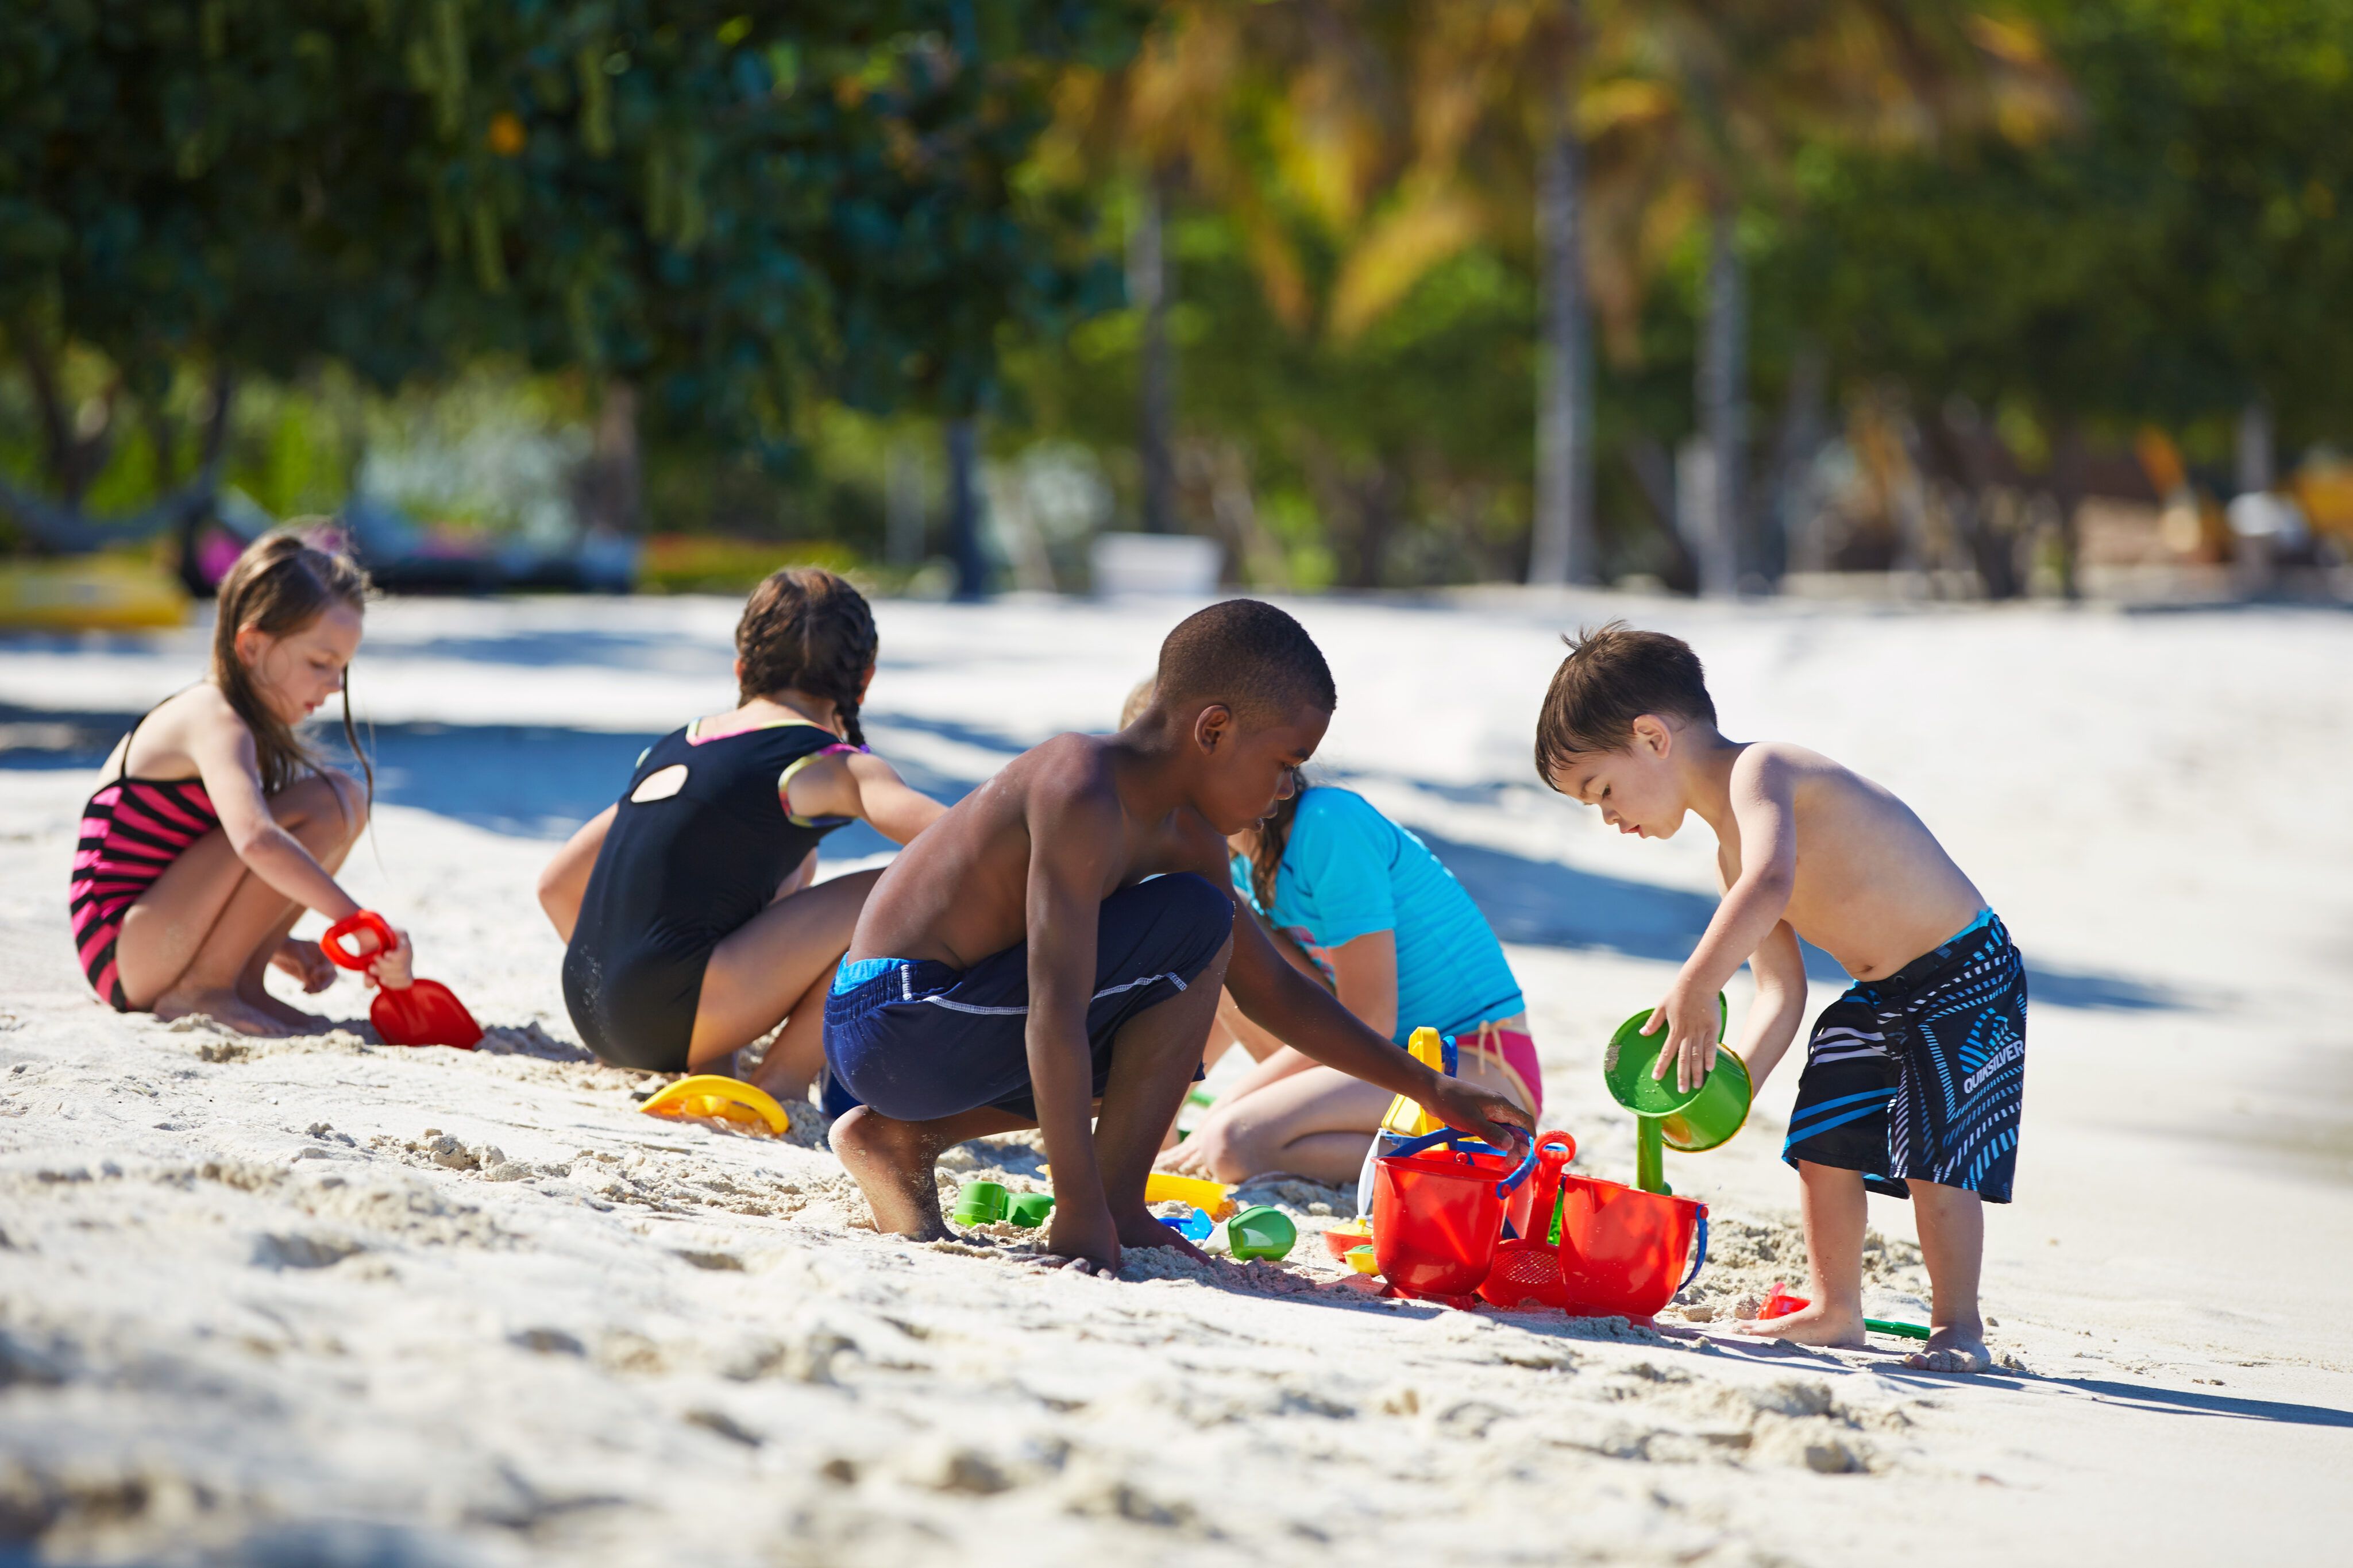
top-left (2, 589), bottom-right (2349, 1566)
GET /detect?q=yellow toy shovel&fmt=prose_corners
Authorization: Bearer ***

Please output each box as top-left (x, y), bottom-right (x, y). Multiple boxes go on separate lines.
top-left (640, 1075), bottom-right (792, 1137)
top-left (1378, 1027), bottom-right (1451, 1138)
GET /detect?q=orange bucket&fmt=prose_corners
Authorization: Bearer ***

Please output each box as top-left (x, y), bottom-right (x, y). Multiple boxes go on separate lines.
top-left (1371, 1130), bottom-right (1538, 1297)
top-left (1553, 1173), bottom-right (1708, 1320)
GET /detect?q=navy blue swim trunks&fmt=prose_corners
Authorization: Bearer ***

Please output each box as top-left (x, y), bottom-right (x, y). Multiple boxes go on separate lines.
top-left (822, 872), bottom-right (1233, 1123)
top-left (1782, 910), bottom-right (2026, 1203)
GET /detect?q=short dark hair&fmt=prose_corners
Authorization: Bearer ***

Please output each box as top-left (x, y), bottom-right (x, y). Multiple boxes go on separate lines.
top-left (1155, 598), bottom-right (1336, 726)
top-left (1535, 621), bottom-right (1717, 783)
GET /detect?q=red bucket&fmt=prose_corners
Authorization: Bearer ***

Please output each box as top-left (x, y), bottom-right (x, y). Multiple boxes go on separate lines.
top-left (1371, 1130), bottom-right (1537, 1297)
top-left (1554, 1173), bottom-right (1708, 1320)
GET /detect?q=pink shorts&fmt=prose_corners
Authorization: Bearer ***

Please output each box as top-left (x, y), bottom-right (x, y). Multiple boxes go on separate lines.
top-left (1460, 1022), bottom-right (1544, 1117)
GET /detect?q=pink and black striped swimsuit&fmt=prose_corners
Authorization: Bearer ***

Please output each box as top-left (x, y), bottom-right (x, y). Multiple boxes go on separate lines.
top-left (69, 709), bottom-right (219, 1010)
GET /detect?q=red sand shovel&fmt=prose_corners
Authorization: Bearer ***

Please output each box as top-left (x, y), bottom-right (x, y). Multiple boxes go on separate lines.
top-left (321, 910), bottom-right (483, 1050)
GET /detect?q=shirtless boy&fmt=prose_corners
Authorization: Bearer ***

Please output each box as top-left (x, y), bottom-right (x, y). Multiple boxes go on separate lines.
top-left (825, 600), bottom-right (1531, 1276)
top-left (1538, 624), bottom-right (2023, 1372)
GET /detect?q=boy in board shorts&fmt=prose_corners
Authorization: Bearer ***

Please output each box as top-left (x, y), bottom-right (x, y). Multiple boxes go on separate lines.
top-left (1536, 624), bottom-right (2022, 1372)
top-left (826, 600), bottom-right (1530, 1276)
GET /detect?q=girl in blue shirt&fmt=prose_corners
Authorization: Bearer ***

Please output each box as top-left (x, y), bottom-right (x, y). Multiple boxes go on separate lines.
top-left (1158, 767), bottom-right (1545, 1186)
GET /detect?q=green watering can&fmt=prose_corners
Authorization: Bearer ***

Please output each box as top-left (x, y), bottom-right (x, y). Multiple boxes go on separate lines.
top-left (1603, 996), bottom-right (1752, 1193)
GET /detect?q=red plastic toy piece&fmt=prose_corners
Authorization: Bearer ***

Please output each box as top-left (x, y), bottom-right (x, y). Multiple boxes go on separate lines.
top-left (1502, 1131), bottom-right (1577, 1240)
top-left (321, 911), bottom-right (483, 1050)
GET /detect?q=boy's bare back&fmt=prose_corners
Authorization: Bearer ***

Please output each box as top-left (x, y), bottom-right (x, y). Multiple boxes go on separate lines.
top-left (850, 732), bottom-right (1232, 970)
top-left (1715, 742), bottom-right (1984, 982)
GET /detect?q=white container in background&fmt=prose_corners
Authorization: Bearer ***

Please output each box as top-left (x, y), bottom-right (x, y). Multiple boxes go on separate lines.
top-left (1090, 532), bottom-right (1223, 596)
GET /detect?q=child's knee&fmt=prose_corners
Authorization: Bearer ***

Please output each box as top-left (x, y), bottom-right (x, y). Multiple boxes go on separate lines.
top-left (1198, 930), bottom-right (1235, 990)
top-left (1163, 871), bottom-right (1236, 938)
top-left (1151, 872), bottom-right (1235, 984)
top-left (304, 768), bottom-right (369, 839)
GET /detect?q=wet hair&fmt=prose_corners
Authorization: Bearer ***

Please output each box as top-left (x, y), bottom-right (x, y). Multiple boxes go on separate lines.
top-left (210, 526), bottom-right (374, 804)
top-left (1153, 598), bottom-right (1336, 729)
top-left (1535, 621), bottom-right (1718, 784)
top-left (735, 567), bottom-right (879, 745)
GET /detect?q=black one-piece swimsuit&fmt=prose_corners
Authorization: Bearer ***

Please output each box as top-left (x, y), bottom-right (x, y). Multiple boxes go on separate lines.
top-left (562, 722), bottom-right (855, 1072)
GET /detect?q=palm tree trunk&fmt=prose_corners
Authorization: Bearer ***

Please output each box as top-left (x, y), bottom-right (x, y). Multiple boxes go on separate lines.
top-left (1531, 56), bottom-right (1594, 585)
top-left (947, 418), bottom-right (987, 600)
top-left (1133, 171), bottom-right (1175, 535)
top-left (2049, 416), bottom-right (2085, 601)
top-left (575, 379), bottom-right (641, 538)
top-left (1694, 206), bottom-right (1744, 597)
top-left (2233, 397), bottom-right (2277, 594)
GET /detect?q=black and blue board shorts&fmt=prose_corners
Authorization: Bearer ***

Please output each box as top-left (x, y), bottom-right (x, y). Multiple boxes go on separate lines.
top-left (1782, 910), bottom-right (2026, 1203)
top-left (822, 872), bottom-right (1233, 1123)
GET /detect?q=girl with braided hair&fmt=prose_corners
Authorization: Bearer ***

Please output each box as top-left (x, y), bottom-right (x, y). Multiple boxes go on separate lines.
top-left (1114, 679), bottom-right (1544, 1186)
top-left (538, 567), bottom-right (943, 1098)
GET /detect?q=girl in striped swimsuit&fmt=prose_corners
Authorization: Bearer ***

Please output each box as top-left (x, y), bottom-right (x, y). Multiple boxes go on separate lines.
top-left (70, 529), bottom-right (411, 1037)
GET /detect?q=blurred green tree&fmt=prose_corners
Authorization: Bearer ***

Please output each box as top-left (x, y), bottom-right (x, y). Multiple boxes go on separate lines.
top-left (1029, 1), bottom-right (2061, 591)
top-left (1787, 0), bottom-right (2353, 594)
top-left (0, 1), bottom-right (1145, 549)
top-left (1571, 2), bottom-right (2067, 594)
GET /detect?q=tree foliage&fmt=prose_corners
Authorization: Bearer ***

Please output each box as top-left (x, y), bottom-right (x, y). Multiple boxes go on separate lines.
top-left (0, 0), bottom-right (1148, 532)
top-left (1789, 0), bottom-right (2353, 445)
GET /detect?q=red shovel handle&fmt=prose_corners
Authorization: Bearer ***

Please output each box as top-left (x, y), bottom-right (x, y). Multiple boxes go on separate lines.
top-left (321, 910), bottom-right (399, 970)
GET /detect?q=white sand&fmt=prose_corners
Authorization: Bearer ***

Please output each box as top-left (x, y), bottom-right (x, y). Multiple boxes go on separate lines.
top-left (2, 590), bottom-right (2350, 1565)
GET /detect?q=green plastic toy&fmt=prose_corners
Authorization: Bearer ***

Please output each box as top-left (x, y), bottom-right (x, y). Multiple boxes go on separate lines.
top-left (950, 1180), bottom-right (1008, 1227)
top-left (1602, 997), bottom-right (1751, 1193)
top-left (1224, 1204), bottom-right (1298, 1262)
top-left (1006, 1192), bottom-right (1055, 1228)
top-left (1761, 1286), bottom-right (1931, 1340)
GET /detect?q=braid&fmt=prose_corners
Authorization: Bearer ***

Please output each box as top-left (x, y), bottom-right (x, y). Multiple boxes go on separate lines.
top-left (1248, 768), bottom-right (1307, 910)
top-left (735, 567), bottom-right (878, 744)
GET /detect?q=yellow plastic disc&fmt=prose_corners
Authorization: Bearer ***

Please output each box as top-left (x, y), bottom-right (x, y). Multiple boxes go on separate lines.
top-left (640, 1075), bottom-right (790, 1136)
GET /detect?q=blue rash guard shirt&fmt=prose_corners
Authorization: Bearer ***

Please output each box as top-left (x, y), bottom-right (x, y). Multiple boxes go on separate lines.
top-left (1229, 787), bottom-right (1525, 1045)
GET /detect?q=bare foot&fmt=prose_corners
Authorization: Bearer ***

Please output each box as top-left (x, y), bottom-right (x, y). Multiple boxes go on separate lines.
top-left (1730, 1301), bottom-right (1868, 1350)
top-left (239, 978), bottom-right (329, 1034)
top-left (1152, 1138), bottom-right (1217, 1178)
top-left (741, 1052), bottom-right (810, 1106)
top-left (829, 1107), bottom-right (952, 1241)
top-left (1905, 1326), bottom-right (1992, 1373)
top-left (152, 986), bottom-right (290, 1038)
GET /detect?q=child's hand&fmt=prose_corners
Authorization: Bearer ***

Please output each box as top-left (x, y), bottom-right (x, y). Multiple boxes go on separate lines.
top-left (271, 939), bottom-right (337, 994)
top-left (1644, 987), bottom-right (1719, 1095)
top-left (1425, 1076), bottom-right (1533, 1153)
top-left (1036, 1199), bottom-right (1121, 1278)
top-left (367, 929), bottom-right (415, 992)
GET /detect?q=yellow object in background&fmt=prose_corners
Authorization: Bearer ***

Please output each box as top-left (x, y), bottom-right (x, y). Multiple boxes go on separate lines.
top-left (639, 1075), bottom-right (790, 1136)
top-left (0, 559), bottom-right (188, 631)
top-left (1378, 1026), bottom-right (1449, 1139)
top-left (1143, 1169), bottom-right (1236, 1220)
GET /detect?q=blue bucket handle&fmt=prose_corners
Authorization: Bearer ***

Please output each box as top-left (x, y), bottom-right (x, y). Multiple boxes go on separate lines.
top-left (1382, 1127), bottom-right (1541, 1199)
top-left (1678, 1204), bottom-right (1710, 1296)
